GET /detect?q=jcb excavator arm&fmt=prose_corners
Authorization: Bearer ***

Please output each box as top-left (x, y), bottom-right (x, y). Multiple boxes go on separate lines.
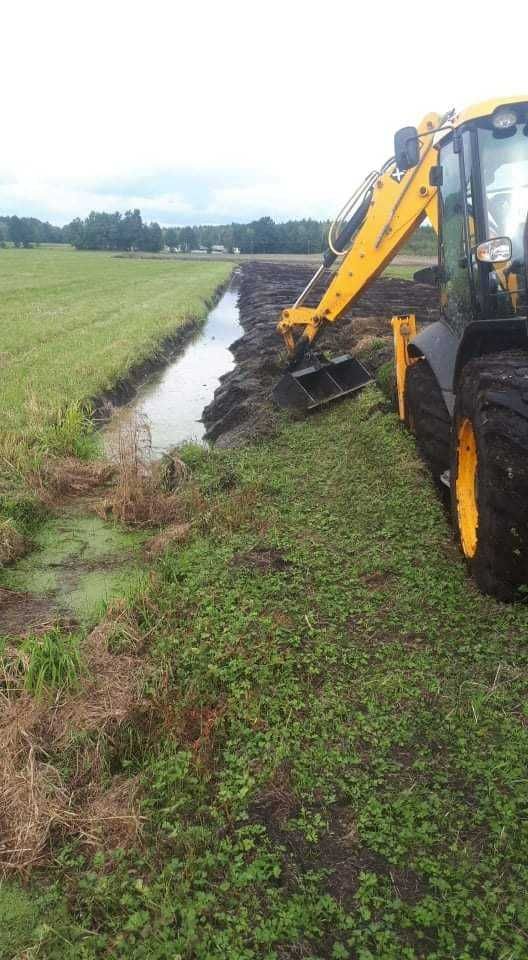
top-left (277, 112), bottom-right (443, 362)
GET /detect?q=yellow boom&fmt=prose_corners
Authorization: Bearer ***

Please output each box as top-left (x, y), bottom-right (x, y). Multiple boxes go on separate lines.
top-left (277, 112), bottom-right (443, 359)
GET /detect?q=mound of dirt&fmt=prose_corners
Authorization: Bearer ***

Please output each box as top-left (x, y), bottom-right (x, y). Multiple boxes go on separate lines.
top-left (202, 261), bottom-right (439, 446)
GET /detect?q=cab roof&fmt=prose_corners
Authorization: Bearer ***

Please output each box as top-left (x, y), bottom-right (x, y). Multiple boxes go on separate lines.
top-left (452, 95), bottom-right (528, 129)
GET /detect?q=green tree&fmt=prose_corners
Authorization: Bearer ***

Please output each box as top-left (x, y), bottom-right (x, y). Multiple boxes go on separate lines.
top-left (142, 221), bottom-right (163, 252)
top-left (164, 226), bottom-right (181, 251)
top-left (252, 216), bottom-right (277, 253)
top-left (119, 209), bottom-right (143, 250)
top-left (179, 226), bottom-right (196, 252)
top-left (8, 216), bottom-right (36, 247)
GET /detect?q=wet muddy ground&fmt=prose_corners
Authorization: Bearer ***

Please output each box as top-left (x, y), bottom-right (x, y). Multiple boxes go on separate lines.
top-left (202, 261), bottom-right (439, 446)
top-left (0, 512), bottom-right (148, 636)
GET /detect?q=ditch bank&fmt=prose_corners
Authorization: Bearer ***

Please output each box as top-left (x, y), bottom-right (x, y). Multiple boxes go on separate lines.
top-left (91, 275), bottom-right (235, 427)
top-left (202, 260), bottom-right (439, 446)
top-left (102, 284), bottom-right (242, 457)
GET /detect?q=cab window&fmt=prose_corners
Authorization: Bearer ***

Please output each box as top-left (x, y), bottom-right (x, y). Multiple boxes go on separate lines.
top-left (438, 139), bottom-right (472, 332)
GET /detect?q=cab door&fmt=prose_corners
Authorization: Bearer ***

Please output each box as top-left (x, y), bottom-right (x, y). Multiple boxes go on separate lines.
top-left (438, 137), bottom-right (474, 335)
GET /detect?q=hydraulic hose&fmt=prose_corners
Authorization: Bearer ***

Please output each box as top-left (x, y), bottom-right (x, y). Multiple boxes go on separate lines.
top-left (292, 156), bottom-right (394, 312)
top-left (323, 188), bottom-right (373, 267)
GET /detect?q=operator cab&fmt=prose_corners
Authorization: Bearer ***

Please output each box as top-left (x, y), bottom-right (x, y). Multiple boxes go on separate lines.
top-left (396, 102), bottom-right (528, 330)
top-left (437, 104), bottom-right (528, 332)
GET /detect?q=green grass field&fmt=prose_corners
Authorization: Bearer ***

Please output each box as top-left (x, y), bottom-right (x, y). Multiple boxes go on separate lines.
top-left (3, 392), bottom-right (528, 959)
top-left (0, 247), bottom-right (232, 436)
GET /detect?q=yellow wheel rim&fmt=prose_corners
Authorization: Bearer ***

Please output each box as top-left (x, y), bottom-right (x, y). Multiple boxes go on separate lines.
top-left (456, 417), bottom-right (479, 558)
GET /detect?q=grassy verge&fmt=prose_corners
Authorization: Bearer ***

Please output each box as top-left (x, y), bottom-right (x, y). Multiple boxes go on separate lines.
top-left (4, 389), bottom-right (528, 959)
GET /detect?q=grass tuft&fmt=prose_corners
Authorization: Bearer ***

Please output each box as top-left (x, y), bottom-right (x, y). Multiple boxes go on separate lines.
top-left (0, 519), bottom-right (26, 568)
top-left (101, 415), bottom-right (192, 527)
top-left (39, 401), bottom-right (100, 461)
top-left (20, 628), bottom-right (83, 697)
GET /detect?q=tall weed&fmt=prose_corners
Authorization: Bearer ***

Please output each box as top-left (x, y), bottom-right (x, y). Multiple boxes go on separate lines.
top-left (20, 629), bottom-right (83, 697)
top-left (39, 402), bottom-right (99, 461)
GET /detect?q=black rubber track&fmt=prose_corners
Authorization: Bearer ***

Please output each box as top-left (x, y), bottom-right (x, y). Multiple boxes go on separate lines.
top-left (451, 350), bottom-right (528, 601)
top-left (404, 359), bottom-right (451, 490)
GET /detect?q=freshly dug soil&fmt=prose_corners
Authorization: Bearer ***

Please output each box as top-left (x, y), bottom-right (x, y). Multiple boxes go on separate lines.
top-left (202, 261), bottom-right (439, 446)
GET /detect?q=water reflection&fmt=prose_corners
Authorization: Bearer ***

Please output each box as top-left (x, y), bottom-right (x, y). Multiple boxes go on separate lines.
top-left (104, 287), bottom-right (241, 458)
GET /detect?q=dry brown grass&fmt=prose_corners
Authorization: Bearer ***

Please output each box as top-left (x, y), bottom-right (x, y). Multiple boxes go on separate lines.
top-left (0, 587), bottom-right (68, 639)
top-left (354, 333), bottom-right (391, 356)
top-left (0, 431), bottom-right (33, 486)
top-left (0, 708), bottom-right (77, 873)
top-left (0, 519), bottom-right (27, 567)
top-left (31, 456), bottom-right (116, 503)
top-left (143, 522), bottom-right (192, 558)
top-left (0, 606), bottom-right (149, 874)
top-left (80, 774), bottom-right (142, 849)
top-left (99, 415), bottom-right (192, 527)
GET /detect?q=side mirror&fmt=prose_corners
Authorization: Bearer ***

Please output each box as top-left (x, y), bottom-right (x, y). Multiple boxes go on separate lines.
top-left (394, 126), bottom-right (420, 171)
top-left (476, 237), bottom-right (512, 263)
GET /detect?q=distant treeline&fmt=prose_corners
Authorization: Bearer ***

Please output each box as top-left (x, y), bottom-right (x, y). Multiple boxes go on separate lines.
top-left (0, 215), bottom-right (65, 247)
top-left (0, 209), bottom-right (437, 256)
top-left (170, 220), bottom-right (437, 256)
top-left (66, 210), bottom-right (163, 252)
top-left (166, 218), bottom-right (330, 255)
top-left (66, 212), bottom-right (330, 255)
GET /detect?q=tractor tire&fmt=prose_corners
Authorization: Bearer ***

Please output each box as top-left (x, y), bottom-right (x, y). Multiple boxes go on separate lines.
top-left (451, 350), bottom-right (528, 601)
top-left (404, 359), bottom-right (451, 490)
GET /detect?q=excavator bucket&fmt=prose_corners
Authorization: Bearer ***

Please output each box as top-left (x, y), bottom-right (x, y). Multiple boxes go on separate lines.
top-left (273, 354), bottom-right (372, 412)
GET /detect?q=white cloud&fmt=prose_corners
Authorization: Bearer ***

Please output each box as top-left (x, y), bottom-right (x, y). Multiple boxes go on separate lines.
top-left (0, 181), bottom-right (193, 223)
top-left (2, 0), bottom-right (528, 225)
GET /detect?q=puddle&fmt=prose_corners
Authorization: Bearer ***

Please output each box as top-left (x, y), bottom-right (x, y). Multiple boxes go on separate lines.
top-left (104, 286), bottom-right (242, 459)
top-left (0, 515), bottom-right (147, 627)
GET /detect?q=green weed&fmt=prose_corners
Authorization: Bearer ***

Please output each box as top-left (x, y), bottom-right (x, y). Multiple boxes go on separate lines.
top-left (21, 628), bottom-right (83, 696)
top-left (0, 883), bottom-right (40, 960)
top-left (376, 359), bottom-right (396, 398)
top-left (0, 492), bottom-right (47, 536)
top-left (39, 401), bottom-right (99, 460)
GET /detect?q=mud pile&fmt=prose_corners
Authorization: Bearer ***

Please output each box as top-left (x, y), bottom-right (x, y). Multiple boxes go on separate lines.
top-left (202, 261), bottom-right (439, 446)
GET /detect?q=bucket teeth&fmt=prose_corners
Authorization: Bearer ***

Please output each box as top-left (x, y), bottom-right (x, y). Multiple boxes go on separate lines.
top-left (273, 355), bottom-right (372, 412)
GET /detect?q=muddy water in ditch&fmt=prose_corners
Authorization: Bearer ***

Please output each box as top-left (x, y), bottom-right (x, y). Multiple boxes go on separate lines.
top-left (0, 514), bottom-right (148, 629)
top-left (104, 286), bottom-right (242, 458)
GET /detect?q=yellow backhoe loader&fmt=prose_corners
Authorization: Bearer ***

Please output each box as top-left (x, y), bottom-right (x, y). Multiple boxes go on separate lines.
top-left (274, 97), bottom-right (528, 601)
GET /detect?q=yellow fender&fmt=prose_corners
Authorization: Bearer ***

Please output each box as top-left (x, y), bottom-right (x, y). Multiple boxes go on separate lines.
top-left (391, 314), bottom-right (417, 421)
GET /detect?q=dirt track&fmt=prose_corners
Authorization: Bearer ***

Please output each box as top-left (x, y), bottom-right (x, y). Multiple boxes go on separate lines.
top-left (202, 261), bottom-right (439, 446)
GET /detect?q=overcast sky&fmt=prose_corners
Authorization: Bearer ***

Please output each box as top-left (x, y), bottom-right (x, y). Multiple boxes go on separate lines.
top-left (3, 0), bottom-right (528, 227)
